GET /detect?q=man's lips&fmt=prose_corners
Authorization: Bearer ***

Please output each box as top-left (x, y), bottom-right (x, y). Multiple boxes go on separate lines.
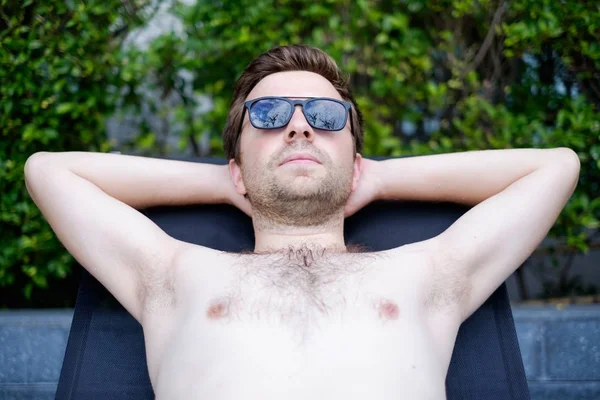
top-left (284, 159), bottom-right (319, 164)
top-left (280, 153), bottom-right (321, 165)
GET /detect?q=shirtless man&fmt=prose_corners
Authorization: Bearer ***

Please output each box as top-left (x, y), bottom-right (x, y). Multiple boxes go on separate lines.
top-left (24, 45), bottom-right (580, 399)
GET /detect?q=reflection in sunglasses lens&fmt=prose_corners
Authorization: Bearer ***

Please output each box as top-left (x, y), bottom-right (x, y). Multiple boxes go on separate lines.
top-left (251, 99), bottom-right (292, 128)
top-left (305, 100), bottom-right (346, 130)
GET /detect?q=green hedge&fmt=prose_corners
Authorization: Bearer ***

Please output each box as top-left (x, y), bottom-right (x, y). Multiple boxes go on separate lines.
top-left (2, 0), bottom-right (599, 306)
top-left (0, 0), bottom-right (151, 306)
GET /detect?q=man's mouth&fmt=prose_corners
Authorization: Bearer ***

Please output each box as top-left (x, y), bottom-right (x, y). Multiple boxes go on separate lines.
top-left (280, 152), bottom-right (322, 165)
top-left (283, 159), bottom-right (320, 165)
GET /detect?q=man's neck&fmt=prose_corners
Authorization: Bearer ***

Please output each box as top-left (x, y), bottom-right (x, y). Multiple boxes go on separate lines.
top-left (252, 218), bottom-right (347, 254)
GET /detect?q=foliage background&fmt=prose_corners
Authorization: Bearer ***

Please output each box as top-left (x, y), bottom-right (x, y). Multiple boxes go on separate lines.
top-left (2, 0), bottom-right (599, 307)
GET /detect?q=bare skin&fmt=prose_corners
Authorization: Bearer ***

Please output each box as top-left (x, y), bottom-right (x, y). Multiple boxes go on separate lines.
top-left (24, 71), bottom-right (580, 399)
top-left (147, 244), bottom-right (451, 399)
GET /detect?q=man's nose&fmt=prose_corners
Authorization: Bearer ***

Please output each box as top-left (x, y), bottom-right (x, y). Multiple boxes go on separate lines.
top-left (285, 105), bottom-right (314, 142)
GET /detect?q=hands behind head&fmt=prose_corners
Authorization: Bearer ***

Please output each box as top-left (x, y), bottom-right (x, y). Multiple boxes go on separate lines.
top-left (222, 165), bottom-right (253, 217)
top-left (344, 158), bottom-right (381, 218)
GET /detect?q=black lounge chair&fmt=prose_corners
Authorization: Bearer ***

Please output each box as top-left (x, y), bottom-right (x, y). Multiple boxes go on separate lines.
top-left (55, 157), bottom-right (531, 400)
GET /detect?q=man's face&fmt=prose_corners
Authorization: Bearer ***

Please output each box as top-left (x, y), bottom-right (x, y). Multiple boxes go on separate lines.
top-left (230, 71), bottom-right (362, 227)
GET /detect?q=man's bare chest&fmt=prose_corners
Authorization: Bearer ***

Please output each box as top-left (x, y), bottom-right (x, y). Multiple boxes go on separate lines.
top-left (142, 247), bottom-right (462, 397)
top-left (166, 249), bottom-right (432, 330)
top-left (144, 248), bottom-right (454, 398)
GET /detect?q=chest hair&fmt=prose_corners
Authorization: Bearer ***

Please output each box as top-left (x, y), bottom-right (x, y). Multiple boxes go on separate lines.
top-left (214, 245), bottom-right (383, 326)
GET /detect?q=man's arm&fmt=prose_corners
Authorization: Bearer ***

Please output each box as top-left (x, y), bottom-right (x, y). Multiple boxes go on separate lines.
top-left (374, 148), bottom-right (580, 321)
top-left (24, 152), bottom-right (243, 322)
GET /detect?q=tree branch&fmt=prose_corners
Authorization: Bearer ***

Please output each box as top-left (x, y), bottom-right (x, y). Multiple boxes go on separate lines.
top-left (462, 0), bottom-right (508, 78)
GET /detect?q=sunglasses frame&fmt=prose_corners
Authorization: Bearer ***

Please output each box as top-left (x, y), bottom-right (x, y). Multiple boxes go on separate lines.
top-left (238, 96), bottom-right (354, 135)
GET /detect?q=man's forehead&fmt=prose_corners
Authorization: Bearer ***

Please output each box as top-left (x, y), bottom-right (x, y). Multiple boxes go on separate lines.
top-left (246, 71), bottom-right (342, 101)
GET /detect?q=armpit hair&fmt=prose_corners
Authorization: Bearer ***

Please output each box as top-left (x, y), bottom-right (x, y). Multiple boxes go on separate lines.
top-left (135, 252), bottom-right (177, 313)
top-left (424, 248), bottom-right (471, 314)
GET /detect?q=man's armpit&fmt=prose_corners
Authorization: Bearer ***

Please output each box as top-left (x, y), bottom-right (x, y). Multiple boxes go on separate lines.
top-left (423, 249), bottom-right (472, 316)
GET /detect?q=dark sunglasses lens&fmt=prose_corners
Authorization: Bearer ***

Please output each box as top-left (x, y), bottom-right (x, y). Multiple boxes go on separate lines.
top-left (304, 100), bottom-right (347, 130)
top-left (249, 98), bottom-right (292, 129)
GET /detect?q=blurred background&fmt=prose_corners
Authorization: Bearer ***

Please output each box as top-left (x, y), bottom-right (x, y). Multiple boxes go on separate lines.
top-left (1, 0), bottom-right (599, 308)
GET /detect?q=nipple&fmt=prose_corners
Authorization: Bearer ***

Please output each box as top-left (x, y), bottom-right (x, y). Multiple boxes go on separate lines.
top-left (206, 298), bottom-right (230, 320)
top-left (377, 299), bottom-right (400, 320)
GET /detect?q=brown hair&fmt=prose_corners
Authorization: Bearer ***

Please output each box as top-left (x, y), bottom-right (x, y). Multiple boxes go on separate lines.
top-left (222, 44), bottom-right (364, 163)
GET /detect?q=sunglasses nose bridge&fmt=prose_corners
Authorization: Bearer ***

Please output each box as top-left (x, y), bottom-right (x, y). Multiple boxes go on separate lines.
top-left (285, 103), bottom-right (314, 140)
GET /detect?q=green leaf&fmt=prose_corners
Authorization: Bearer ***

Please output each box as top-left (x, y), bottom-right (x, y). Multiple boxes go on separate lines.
top-left (29, 40), bottom-right (42, 49)
top-left (56, 103), bottom-right (74, 114)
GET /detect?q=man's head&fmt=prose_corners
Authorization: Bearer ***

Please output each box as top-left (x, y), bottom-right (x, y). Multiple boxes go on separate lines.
top-left (223, 45), bottom-right (364, 162)
top-left (224, 45), bottom-right (364, 229)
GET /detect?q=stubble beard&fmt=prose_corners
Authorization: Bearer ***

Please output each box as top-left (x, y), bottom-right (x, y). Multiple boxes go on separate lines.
top-left (242, 158), bottom-right (354, 229)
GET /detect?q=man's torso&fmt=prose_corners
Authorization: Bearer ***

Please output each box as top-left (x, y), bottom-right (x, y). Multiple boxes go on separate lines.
top-left (140, 243), bottom-right (466, 399)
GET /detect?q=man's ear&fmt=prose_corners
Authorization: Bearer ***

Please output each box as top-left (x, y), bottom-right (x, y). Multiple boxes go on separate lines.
top-left (228, 159), bottom-right (247, 196)
top-left (351, 153), bottom-right (363, 192)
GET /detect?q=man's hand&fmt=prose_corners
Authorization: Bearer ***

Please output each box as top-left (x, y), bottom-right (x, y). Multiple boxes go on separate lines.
top-left (344, 158), bottom-right (381, 218)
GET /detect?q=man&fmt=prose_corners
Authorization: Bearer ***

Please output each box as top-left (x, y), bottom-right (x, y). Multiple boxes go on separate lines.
top-left (25, 45), bottom-right (579, 399)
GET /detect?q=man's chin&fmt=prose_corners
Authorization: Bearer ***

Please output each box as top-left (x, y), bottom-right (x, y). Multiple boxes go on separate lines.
top-left (279, 169), bottom-right (320, 181)
top-left (283, 177), bottom-right (324, 191)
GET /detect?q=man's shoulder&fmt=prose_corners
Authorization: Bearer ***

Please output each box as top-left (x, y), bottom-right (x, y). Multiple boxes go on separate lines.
top-left (381, 239), bottom-right (468, 308)
top-left (173, 242), bottom-right (226, 267)
top-left (382, 238), bottom-right (439, 265)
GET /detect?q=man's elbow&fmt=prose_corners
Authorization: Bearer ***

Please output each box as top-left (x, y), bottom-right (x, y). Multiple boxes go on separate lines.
top-left (24, 152), bottom-right (59, 178)
top-left (554, 147), bottom-right (580, 172)
top-left (551, 148), bottom-right (581, 192)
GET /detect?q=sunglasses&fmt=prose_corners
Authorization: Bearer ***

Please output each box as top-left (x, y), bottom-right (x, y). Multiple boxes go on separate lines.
top-left (239, 96), bottom-right (354, 134)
